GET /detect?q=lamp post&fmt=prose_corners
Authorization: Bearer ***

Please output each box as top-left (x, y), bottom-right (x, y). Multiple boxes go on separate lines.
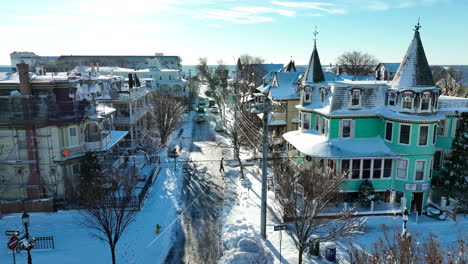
top-left (22, 212), bottom-right (33, 264)
top-left (401, 209), bottom-right (409, 238)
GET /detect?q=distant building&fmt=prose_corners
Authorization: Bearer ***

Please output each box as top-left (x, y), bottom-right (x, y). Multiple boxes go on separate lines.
top-left (10, 52), bottom-right (182, 72)
top-left (375, 63), bottom-right (400, 80)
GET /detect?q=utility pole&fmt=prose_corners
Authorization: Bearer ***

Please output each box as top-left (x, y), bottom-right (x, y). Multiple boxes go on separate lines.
top-left (260, 95), bottom-right (270, 239)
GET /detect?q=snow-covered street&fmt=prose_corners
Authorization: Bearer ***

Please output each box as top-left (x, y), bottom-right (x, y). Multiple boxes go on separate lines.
top-left (165, 114), bottom-right (225, 263)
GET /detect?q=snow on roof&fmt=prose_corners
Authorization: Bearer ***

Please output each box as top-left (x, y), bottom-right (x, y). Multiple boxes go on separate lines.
top-left (376, 63), bottom-right (400, 73)
top-left (392, 28), bottom-right (434, 87)
top-left (96, 130), bottom-right (129, 152)
top-left (257, 72), bottom-right (302, 100)
top-left (283, 130), bottom-right (396, 158)
top-left (438, 95), bottom-right (468, 113)
top-left (304, 42), bottom-right (325, 83)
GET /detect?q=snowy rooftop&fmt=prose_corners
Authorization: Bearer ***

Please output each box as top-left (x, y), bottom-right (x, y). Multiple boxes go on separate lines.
top-left (283, 130), bottom-right (396, 158)
top-left (392, 27), bottom-right (435, 88)
top-left (257, 72), bottom-right (302, 100)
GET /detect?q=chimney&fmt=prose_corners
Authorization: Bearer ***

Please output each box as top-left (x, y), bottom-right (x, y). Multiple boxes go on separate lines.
top-left (17, 62), bottom-right (32, 95)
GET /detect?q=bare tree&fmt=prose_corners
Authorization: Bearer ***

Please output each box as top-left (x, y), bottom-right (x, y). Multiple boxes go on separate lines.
top-left (274, 159), bottom-right (365, 264)
top-left (138, 125), bottom-right (162, 163)
top-left (336, 51), bottom-right (378, 76)
top-left (147, 91), bottom-right (186, 146)
top-left (239, 53), bottom-right (265, 65)
top-left (432, 66), bottom-right (464, 96)
top-left (348, 225), bottom-right (466, 264)
top-left (81, 172), bottom-right (138, 264)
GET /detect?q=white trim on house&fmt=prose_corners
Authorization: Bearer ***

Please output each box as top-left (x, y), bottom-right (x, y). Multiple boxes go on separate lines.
top-left (417, 124), bottom-right (430, 146)
top-left (451, 118), bottom-right (458, 137)
top-left (339, 119), bottom-right (354, 139)
top-left (69, 126), bottom-right (79, 147)
top-left (399, 123), bottom-right (412, 145)
top-left (397, 158), bottom-right (409, 181)
top-left (302, 113), bottom-right (311, 130)
top-left (414, 159), bottom-right (426, 182)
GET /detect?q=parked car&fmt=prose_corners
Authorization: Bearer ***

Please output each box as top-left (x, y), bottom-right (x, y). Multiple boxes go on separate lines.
top-left (215, 121), bottom-right (224, 132)
top-left (197, 114), bottom-right (206, 124)
top-left (210, 106), bottom-right (219, 115)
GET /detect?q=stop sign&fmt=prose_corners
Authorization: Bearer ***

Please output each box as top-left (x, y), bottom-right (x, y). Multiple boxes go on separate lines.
top-left (7, 236), bottom-right (19, 250)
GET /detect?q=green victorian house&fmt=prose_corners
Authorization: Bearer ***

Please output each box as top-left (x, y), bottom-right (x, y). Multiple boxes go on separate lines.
top-left (283, 24), bottom-right (468, 213)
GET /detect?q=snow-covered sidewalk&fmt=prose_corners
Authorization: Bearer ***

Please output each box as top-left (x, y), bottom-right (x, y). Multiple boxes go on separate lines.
top-left (0, 113), bottom-right (195, 264)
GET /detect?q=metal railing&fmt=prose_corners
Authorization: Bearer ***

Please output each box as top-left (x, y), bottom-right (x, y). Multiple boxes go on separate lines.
top-left (32, 236), bottom-right (54, 250)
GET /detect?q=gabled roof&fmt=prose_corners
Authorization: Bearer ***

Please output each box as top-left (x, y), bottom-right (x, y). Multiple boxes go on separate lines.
top-left (303, 41), bottom-right (325, 83)
top-left (376, 63), bottom-right (400, 73)
top-left (257, 71), bottom-right (302, 100)
top-left (392, 23), bottom-right (435, 87)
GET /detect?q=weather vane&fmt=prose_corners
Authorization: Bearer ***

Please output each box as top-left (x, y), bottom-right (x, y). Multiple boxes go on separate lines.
top-left (414, 17), bottom-right (421, 32)
top-left (313, 26), bottom-right (318, 42)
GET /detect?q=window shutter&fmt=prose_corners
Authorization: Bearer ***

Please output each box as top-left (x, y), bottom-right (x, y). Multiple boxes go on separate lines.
top-left (350, 120), bottom-right (356, 138)
top-left (339, 120), bottom-right (343, 138)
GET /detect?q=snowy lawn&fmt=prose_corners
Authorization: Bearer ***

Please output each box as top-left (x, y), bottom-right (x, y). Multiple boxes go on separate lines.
top-left (0, 113), bottom-right (194, 264)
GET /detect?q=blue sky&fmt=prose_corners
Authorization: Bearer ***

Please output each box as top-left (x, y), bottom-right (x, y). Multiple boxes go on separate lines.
top-left (0, 0), bottom-right (467, 65)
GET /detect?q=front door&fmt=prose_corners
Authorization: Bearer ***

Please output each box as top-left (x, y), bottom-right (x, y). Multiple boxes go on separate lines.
top-left (411, 192), bottom-right (423, 215)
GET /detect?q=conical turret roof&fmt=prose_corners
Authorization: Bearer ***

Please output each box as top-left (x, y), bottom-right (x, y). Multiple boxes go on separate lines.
top-left (392, 23), bottom-right (434, 87)
top-left (304, 41), bottom-right (325, 83)
top-left (284, 60), bottom-right (297, 72)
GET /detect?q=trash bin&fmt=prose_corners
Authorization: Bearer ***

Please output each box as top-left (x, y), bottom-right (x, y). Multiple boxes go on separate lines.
top-left (324, 242), bottom-right (336, 263)
top-left (308, 235), bottom-right (320, 257)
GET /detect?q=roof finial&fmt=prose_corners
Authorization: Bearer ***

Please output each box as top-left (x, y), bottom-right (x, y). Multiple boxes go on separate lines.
top-left (313, 26), bottom-right (318, 45)
top-left (414, 17), bottom-right (421, 32)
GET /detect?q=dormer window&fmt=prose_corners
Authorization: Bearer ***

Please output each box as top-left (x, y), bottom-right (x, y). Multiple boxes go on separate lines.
top-left (388, 92), bottom-right (396, 106)
top-left (350, 88), bottom-right (361, 107)
top-left (420, 91), bottom-right (431, 111)
top-left (304, 86), bottom-right (312, 102)
top-left (402, 92), bottom-right (414, 110)
top-left (320, 87), bottom-right (326, 102)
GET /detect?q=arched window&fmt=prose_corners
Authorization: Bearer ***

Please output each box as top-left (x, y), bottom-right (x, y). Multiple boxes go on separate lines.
top-left (320, 87), bottom-right (326, 103)
top-left (401, 91), bottom-right (414, 110)
top-left (350, 88), bottom-right (362, 107)
top-left (420, 91), bottom-right (431, 111)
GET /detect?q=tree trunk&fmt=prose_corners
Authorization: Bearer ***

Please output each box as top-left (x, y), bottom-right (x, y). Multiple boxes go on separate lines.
top-left (110, 244), bottom-right (116, 264)
top-left (298, 248), bottom-right (304, 264)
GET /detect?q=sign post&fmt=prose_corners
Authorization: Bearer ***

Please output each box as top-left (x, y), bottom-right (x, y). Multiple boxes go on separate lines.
top-left (274, 225), bottom-right (289, 263)
top-left (7, 235), bottom-right (19, 264)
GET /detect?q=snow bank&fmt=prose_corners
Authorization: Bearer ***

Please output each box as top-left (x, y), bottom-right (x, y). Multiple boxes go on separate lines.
top-left (221, 218), bottom-right (274, 264)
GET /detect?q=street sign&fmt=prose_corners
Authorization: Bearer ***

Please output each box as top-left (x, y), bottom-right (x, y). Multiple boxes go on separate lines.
top-left (274, 225), bottom-right (289, 231)
top-left (5, 231), bottom-right (20, 236)
top-left (7, 236), bottom-right (19, 250)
